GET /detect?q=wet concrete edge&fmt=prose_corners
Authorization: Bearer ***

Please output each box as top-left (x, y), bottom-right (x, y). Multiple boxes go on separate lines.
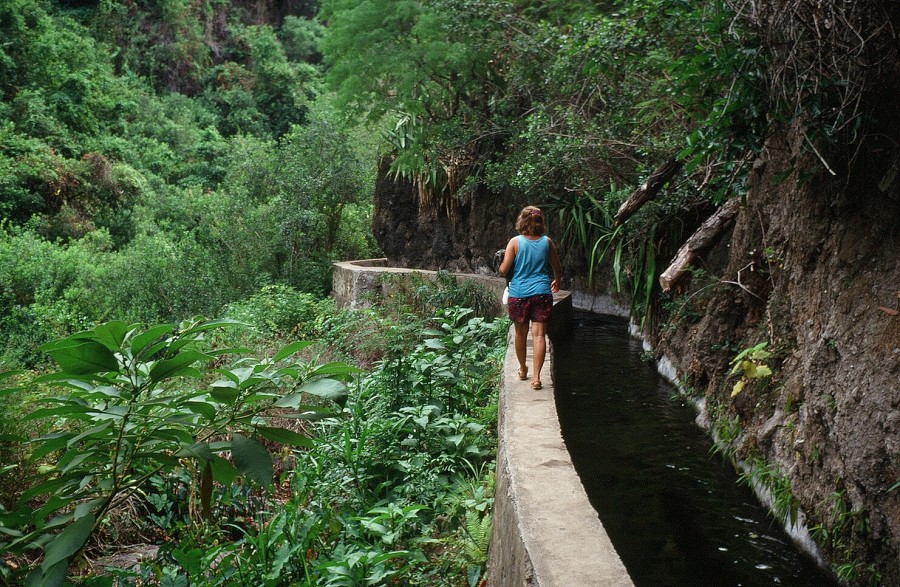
top-left (487, 293), bottom-right (633, 587)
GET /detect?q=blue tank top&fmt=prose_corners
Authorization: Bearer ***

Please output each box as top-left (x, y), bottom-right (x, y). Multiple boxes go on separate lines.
top-left (509, 235), bottom-right (551, 298)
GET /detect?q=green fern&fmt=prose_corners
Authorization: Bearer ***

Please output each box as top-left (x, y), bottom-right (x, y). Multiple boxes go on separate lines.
top-left (463, 509), bottom-right (492, 564)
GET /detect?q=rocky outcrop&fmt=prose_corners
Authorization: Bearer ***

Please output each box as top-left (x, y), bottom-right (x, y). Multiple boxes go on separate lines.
top-left (655, 121), bottom-right (900, 584)
top-left (372, 158), bottom-right (527, 274)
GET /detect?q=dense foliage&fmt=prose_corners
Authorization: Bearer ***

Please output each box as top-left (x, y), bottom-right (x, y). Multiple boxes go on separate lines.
top-left (0, 0), bottom-right (378, 370)
top-left (3, 0), bottom-right (892, 583)
top-left (320, 0), bottom-right (771, 325)
top-left (1, 275), bottom-right (506, 585)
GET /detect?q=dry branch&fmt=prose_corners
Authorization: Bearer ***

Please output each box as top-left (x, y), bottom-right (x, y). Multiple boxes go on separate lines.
top-left (659, 197), bottom-right (743, 292)
top-left (614, 158), bottom-right (683, 225)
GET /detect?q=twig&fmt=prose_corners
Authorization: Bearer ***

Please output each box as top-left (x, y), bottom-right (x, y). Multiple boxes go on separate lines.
top-left (801, 129), bottom-right (837, 176)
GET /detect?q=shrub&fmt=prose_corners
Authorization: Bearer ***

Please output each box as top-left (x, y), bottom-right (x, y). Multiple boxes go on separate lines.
top-left (0, 318), bottom-right (355, 585)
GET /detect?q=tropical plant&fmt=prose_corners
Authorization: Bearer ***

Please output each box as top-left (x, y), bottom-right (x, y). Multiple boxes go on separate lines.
top-left (0, 318), bottom-right (357, 585)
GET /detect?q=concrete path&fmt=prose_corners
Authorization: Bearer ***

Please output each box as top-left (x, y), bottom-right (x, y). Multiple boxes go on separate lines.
top-left (489, 326), bottom-right (633, 586)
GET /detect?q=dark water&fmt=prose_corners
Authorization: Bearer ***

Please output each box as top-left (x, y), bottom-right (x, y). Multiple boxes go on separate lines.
top-left (551, 310), bottom-right (838, 587)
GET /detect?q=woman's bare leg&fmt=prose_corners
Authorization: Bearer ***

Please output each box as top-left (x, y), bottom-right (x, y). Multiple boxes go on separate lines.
top-left (514, 321), bottom-right (529, 376)
top-left (531, 321), bottom-right (547, 384)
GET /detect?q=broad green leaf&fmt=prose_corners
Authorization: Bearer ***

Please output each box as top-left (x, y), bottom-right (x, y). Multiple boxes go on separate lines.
top-left (0, 525), bottom-right (23, 538)
top-left (209, 454), bottom-right (239, 485)
top-left (172, 547), bottom-right (204, 577)
top-left (184, 401), bottom-right (217, 420)
top-left (66, 422), bottom-right (113, 449)
top-left (31, 372), bottom-right (113, 386)
top-left (0, 386), bottom-right (20, 398)
top-left (153, 427), bottom-right (195, 446)
top-left (213, 368), bottom-right (241, 384)
top-left (231, 434), bottom-right (273, 487)
top-left (299, 378), bottom-right (348, 402)
top-left (149, 350), bottom-right (209, 383)
top-left (24, 405), bottom-right (92, 421)
top-left (276, 366), bottom-right (300, 378)
top-left (273, 392), bottom-right (303, 409)
top-left (41, 512), bottom-right (95, 571)
top-left (176, 441), bottom-right (214, 461)
top-left (424, 338), bottom-right (445, 350)
top-left (210, 381), bottom-right (240, 404)
top-left (59, 452), bottom-right (96, 474)
top-left (40, 340), bottom-right (119, 375)
top-left (229, 367), bottom-right (255, 384)
top-left (273, 340), bottom-right (315, 363)
top-left (73, 500), bottom-right (101, 520)
top-left (92, 321), bottom-right (130, 352)
top-left (256, 426), bottom-right (314, 448)
top-left (29, 433), bottom-right (77, 461)
top-left (131, 324), bottom-right (175, 355)
top-left (160, 573), bottom-right (189, 587)
top-left (731, 380), bottom-right (745, 397)
top-left (26, 558), bottom-right (67, 587)
top-left (309, 362), bottom-right (365, 378)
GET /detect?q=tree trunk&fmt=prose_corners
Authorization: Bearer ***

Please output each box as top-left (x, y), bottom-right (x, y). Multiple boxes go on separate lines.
top-left (613, 158), bottom-right (683, 225)
top-left (659, 197), bottom-right (742, 292)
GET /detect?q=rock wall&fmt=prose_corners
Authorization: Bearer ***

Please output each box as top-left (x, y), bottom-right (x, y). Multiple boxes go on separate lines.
top-left (372, 158), bottom-right (528, 274)
top-left (655, 122), bottom-right (900, 583)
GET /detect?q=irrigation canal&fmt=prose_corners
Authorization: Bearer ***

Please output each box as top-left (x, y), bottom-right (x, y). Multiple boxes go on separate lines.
top-left (551, 310), bottom-right (838, 586)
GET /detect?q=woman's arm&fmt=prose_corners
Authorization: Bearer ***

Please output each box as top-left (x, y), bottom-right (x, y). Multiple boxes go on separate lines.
top-left (498, 237), bottom-right (518, 277)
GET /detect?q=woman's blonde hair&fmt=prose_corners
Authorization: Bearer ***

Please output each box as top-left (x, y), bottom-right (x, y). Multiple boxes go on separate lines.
top-left (515, 205), bottom-right (545, 236)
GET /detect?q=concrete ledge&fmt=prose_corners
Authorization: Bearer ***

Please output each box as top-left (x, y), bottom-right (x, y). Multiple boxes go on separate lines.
top-left (488, 294), bottom-right (633, 587)
top-left (332, 259), bottom-right (507, 313)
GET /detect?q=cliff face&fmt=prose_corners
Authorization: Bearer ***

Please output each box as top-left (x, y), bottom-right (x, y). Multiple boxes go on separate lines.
top-left (371, 121), bottom-right (900, 581)
top-left (372, 158), bottom-right (524, 273)
top-left (656, 121), bottom-right (900, 582)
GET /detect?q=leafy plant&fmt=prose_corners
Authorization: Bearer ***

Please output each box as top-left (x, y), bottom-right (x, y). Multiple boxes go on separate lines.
top-left (728, 341), bottom-right (772, 397)
top-left (0, 317), bottom-right (357, 585)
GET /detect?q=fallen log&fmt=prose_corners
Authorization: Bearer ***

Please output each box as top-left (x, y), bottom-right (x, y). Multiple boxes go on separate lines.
top-left (614, 158), bottom-right (683, 225)
top-left (659, 197), bottom-right (742, 292)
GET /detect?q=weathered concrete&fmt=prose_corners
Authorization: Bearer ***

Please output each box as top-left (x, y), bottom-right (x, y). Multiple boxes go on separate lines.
top-left (488, 293), bottom-right (633, 587)
top-left (332, 258), bottom-right (507, 314)
top-left (332, 260), bottom-right (632, 587)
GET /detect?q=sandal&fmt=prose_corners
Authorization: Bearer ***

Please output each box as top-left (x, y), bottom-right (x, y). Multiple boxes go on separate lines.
top-left (517, 367), bottom-right (528, 380)
top-left (531, 380), bottom-right (542, 390)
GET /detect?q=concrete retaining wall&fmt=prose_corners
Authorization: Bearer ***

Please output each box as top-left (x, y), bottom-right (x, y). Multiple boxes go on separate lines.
top-left (332, 260), bottom-right (632, 586)
top-left (332, 259), bottom-right (507, 313)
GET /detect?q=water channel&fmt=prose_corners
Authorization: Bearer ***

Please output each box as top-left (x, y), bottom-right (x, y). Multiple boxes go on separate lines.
top-left (551, 310), bottom-right (838, 586)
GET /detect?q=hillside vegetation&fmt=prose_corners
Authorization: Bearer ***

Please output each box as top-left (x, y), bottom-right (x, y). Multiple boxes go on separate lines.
top-left (1, 0), bottom-right (898, 585)
top-left (0, 0), bottom-right (377, 368)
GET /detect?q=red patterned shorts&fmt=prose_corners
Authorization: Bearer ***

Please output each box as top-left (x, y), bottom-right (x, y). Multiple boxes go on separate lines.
top-left (507, 293), bottom-right (553, 324)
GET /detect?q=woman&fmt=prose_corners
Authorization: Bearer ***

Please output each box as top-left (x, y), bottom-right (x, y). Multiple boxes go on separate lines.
top-left (498, 206), bottom-right (563, 390)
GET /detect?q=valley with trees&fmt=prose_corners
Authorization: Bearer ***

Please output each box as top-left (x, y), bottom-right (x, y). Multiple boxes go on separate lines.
top-left (1, 0), bottom-right (898, 585)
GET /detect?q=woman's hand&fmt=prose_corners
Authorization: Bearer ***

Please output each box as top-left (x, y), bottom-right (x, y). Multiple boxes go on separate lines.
top-left (551, 279), bottom-right (560, 293)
